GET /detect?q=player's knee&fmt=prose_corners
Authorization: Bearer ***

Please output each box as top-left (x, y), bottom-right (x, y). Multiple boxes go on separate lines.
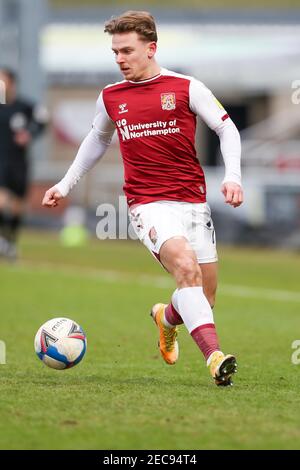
top-left (173, 255), bottom-right (202, 286)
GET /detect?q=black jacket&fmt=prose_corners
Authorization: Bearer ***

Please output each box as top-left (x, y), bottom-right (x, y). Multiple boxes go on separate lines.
top-left (0, 98), bottom-right (47, 166)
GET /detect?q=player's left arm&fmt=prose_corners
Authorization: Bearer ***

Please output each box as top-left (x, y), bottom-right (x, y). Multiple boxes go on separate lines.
top-left (189, 78), bottom-right (243, 208)
top-left (215, 120), bottom-right (243, 208)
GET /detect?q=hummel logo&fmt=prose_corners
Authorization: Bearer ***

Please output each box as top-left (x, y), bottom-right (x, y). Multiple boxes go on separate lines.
top-left (119, 103), bottom-right (128, 114)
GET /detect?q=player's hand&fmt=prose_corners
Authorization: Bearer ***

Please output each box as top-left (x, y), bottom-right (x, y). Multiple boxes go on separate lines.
top-left (221, 182), bottom-right (244, 208)
top-left (42, 186), bottom-right (63, 208)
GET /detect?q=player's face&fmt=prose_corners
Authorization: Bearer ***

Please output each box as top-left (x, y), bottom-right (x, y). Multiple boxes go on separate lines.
top-left (111, 32), bottom-right (156, 81)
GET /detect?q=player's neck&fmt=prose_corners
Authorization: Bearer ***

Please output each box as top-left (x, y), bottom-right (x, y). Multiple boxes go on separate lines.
top-left (132, 64), bottom-right (161, 82)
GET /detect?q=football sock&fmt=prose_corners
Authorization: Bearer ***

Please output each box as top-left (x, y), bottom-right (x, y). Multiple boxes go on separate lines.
top-left (177, 286), bottom-right (220, 361)
top-left (192, 325), bottom-right (222, 363)
top-left (163, 289), bottom-right (184, 327)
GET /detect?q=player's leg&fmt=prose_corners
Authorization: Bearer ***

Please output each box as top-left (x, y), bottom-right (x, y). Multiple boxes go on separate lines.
top-left (200, 261), bottom-right (218, 309)
top-left (0, 193), bottom-right (25, 260)
top-left (129, 202), bottom-right (185, 364)
top-left (159, 237), bottom-right (225, 372)
top-left (162, 261), bottom-right (216, 321)
top-left (7, 194), bottom-right (24, 241)
top-left (160, 289), bottom-right (183, 328)
top-left (159, 262), bottom-right (217, 349)
top-left (189, 203), bottom-right (237, 385)
top-left (198, 261), bottom-right (237, 385)
top-left (160, 261), bottom-right (217, 322)
top-left (3, 163), bottom-right (28, 259)
top-left (130, 201), bottom-right (237, 384)
top-left (151, 235), bottom-right (201, 365)
top-left (130, 201), bottom-right (221, 374)
top-left (151, 235), bottom-right (236, 384)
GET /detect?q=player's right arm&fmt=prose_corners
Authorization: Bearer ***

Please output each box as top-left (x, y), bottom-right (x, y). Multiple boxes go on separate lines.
top-left (42, 92), bottom-right (115, 208)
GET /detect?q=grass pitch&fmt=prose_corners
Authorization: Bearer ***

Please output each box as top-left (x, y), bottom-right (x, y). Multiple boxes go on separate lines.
top-left (0, 231), bottom-right (300, 450)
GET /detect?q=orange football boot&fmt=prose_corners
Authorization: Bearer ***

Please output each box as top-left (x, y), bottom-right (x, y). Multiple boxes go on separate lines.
top-left (209, 351), bottom-right (237, 386)
top-left (151, 303), bottom-right (179, 365)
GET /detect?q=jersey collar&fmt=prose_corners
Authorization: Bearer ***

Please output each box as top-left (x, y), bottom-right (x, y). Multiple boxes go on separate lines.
top-left (128, 70), bottom-right (162, 84)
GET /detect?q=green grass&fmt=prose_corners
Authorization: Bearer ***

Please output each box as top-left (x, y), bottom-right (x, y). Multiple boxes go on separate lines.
top-left (0, 231), bottom-right (300, 449)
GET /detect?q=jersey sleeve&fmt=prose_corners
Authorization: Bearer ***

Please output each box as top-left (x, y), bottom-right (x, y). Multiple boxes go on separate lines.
top-left (92, 91), bottom-right (116, 144)
top-left (189, 78), bottom-right (242, 186)
top-left (189, 78), bottom-right (229, 130)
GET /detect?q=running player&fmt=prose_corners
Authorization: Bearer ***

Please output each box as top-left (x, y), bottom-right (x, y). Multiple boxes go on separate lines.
top-left (42, 11), bottom-right (243, 386)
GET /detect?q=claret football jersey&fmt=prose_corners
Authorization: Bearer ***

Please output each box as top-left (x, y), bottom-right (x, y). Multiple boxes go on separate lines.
top-left (94, 68), bottom-right (230, 207)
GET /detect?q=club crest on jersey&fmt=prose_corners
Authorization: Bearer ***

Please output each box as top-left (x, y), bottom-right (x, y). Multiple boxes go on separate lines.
top-left (161, 93), bottom-right (176, 111)
top-left (119, 103), bottom-right (128, 114)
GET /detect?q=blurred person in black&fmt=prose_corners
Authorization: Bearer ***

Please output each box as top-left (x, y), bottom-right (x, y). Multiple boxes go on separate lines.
top-left (0, 68), bottom-right (48, 259)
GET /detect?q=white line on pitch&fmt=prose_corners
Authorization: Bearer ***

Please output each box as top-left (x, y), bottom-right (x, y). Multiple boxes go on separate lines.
top-left (8, 260), bottom-right (300, 303)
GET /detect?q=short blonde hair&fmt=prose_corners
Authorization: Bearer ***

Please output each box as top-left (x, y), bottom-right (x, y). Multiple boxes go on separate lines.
top-left (104, 11), bottom-right (158, 42)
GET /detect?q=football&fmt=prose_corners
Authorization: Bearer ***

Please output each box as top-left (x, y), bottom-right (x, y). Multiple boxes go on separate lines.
top-left (34, 317), bottom-right (87, 370)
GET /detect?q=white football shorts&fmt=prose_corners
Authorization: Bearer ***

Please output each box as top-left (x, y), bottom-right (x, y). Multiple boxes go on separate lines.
top-left (129, 201), bottom-right (218, 264)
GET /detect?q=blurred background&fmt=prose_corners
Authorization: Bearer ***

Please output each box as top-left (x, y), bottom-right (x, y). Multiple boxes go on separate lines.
top-left (1, 0), bottom-right (300, 452)
top-left (1, 0), bottom-right (300, 248)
